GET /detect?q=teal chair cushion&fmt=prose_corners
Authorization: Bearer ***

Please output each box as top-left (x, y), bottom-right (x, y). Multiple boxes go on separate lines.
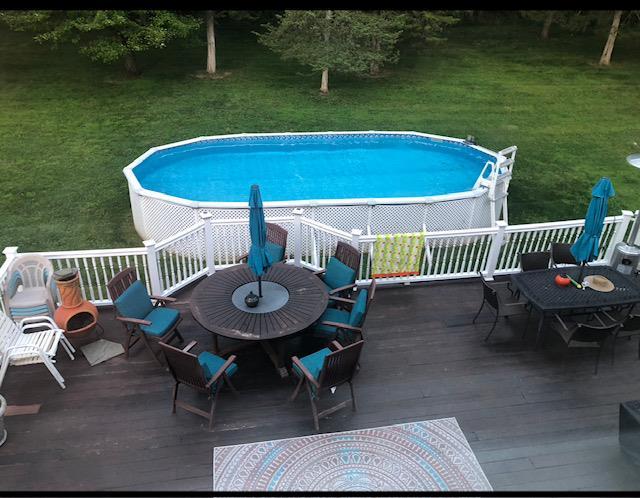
top-left (324, 257), bottom-right (356, 291)
top-left (292, 347), bottom-right (331, 381)
top-left (349, 289), bottom-right (368, 327)
top-left (312, 308), bottom-right (350, 338)
top-left (198, 351), bottom-right (239, 392)
top-left (114, 281), bottom-right (154, 320)
top-left (140, 307), bottom-right (180, 337)
top-left (266, 241), bottom-right (286, 263)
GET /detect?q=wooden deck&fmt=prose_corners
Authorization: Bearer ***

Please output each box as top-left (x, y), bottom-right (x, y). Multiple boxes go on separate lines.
top-left (2, 277), bottom-right (640, 491)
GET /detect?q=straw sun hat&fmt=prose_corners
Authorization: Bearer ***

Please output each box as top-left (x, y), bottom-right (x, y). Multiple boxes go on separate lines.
top-left (583, 275), bottom-right (615, 292)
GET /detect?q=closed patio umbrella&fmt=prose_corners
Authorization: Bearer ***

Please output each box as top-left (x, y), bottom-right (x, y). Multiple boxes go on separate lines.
top-left (247, 184), bottom-right (272, 297)
top-left (571, 177), bottom-right (615, 282)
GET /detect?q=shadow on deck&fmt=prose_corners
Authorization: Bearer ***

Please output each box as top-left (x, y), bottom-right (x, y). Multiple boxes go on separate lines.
top-left (1, 277), bottom-right (640, 491)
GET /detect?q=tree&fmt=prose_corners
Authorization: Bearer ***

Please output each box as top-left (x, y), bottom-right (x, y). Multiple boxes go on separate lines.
top-left (0, 10), bottom-right (201, 75)
top-left (399, 10), bottom-right (459, 48)
top-left (256, 10), bottom-right (406, 94)
top-left (599, 10), bottom-right (624, 65)
top-left (202, 10), bottom-right (258, 75)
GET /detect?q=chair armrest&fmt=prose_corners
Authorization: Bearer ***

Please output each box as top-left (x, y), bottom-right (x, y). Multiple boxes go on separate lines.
top-left (21, 323), bottom-right (63, 334)
top-left (205, 355), bottom-right (237, 388)
top-left (328, 296), bottom-right (356, 305)
top-left (291, 356), bottom-right (320, 389)
top-left (313, 269), bottom-right (326, 276)
top-left (182, 340), bottom-right (198, 352)
top-left (328, 283), bottom-right (356, 295)
top-left (151, 295), bottom-right (176, 303)
top-left (329, 340), bottom-right (344, 351)
top-left (18, 315), bottom-right (59, 330)
top-left (320, 321), bottom-right (363, 333)
top-left (116, 316), bottom-right (152, 326)
top-left (238, 253), bottom-right (249, 262)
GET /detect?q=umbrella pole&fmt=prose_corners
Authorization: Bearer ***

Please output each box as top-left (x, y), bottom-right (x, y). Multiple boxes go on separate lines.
top-left (577, 262), bottom-right (585, 283)
top-left (258, 276), bottom-right (263, 298)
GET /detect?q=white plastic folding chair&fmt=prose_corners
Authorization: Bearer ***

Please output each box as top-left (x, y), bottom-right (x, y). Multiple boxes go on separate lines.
top-left (0, 312), bottom-right (75, 389)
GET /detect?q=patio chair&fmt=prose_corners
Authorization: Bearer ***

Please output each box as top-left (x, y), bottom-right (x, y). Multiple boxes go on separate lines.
top-left (520, 251), bottom-right (551, 272)
top-left (159, 340), bottom-right (238, 431)
top-left (290, 339), bottom-right (364, 432)
top-left (550, 313), bottom-right (620, 375)
top-left (473, 272), bottom-right (528, 342)
top-left (314, 241), bottom-right (361, 298)
top-left (311, 279), bottom-right (377, 344)
top-left (107, 268), bottom-right (183, 366)
top-left (550, 242), bottom-right (578, 267)
top-left (239, 223), bottom-right (288, 264)
top-left (2, 254), bottom-right (56, 320)
top-left (0, 311), bottom-right (75, 389)
top-left (597, 309), bottom-right (640, 364)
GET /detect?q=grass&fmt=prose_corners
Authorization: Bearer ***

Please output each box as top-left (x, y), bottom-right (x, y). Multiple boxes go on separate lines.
top-left (1, 19), bottom-right (639, 254)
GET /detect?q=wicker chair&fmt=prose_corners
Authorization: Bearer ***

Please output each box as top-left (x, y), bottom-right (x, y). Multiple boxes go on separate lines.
top-left (550, 242), bottom-right (578, 267)
top-left (290, 339), bottom-right (364, 431)
top-left (314, 241), bottom-right (361, 298)
top-left (551, 313), bottom-right (620, 374)
top-left (239, 223), bottom-right (288, 263)
top-left (473, 273), bottom-right (528, 342)
top-left (2, 254), bottom-right (56, 320)
top-left (311, 279), bottom-right (376, 344)
top-left (107, 268), bottom-right (183, 366)
top-left (159, 340), bottom-right (238, 431)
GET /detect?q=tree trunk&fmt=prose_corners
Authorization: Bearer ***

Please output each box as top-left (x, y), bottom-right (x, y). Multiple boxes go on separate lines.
top-left (123, 52), bottom-right (140, 76)
top-left (541, 11), bottom-right (555, 39)
top-left (370, 38), bottom-right (381, 75)
top-left (320, 10), bottom-right (332, 94)
top-left (599, 10), bottom-right (623, 66)
top-left (320, 68), bottom-right (329, 94)
top-left (206, 10), bottom-right (216, 74)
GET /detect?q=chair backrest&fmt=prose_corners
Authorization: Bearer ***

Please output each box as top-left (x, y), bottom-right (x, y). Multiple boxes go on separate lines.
top-left (112, 280), bottom-right (154, 320)
top-left (266, 223), bottom-right (288, 249)
top-left (520, 251), bottom-right (550, 272)
top-left (348, 279), bottom-right (377, 327)
top-left (106, 267), bottom-right (138, 302)
top-left (6, 254), bottom-right (53, 290)
top-left (572, 322), bottom-right (620, 344)
top-left (0, 311), bottom-right (19, 355)
top-left (159, 342), bottom-right (209, 392)
top-left (335, 241), bottom-right (361, 274)
top-left (621, 313), bottom-right (640, 333)
top-left (551, 243), bottom-right (577, 266)
top-left (478, 273), bottom-right (499, 310)
top-left (318, 340), bottom-right (364, 389)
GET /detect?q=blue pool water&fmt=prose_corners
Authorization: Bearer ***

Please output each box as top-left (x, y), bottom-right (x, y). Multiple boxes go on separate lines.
top-left (132, 134), bottom-right (495, 203)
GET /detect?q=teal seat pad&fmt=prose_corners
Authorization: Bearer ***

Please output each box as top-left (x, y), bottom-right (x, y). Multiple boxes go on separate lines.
top-left (198, 351), bottom-right (239, 392)
top-left (140, 307), bottom-right (180, 336)
top-left (292, 347), bottom-right (331, 381)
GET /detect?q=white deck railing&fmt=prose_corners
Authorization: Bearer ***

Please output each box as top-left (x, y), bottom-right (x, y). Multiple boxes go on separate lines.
top-left (0, 209), bottom-right (636, 311)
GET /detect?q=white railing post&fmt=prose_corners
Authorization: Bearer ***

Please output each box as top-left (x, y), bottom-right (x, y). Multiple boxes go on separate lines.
top-left (350, 228), bottom-right (362, 248)
top-left (292, 208), bottom-right (304, 267)
top-left (143, 239), bottom-right (164, 296)
top-left (604, 210), bottom-right (634, 263)
top-left (200, 212), bottom-right (216, 274)
top-left (2, 247), bottom-right (19, 265)
top-left (483, 221), bottom-right (507, 280)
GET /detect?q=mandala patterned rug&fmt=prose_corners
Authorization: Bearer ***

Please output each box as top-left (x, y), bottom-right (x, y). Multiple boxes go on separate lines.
top-left (212, 417), bottom-right (492, 491)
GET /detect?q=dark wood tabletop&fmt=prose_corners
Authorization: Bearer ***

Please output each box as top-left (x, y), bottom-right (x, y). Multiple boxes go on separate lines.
top-left (510, 265), bottom-right (640, 314)
top-left (190, 263), bottom-right (328, 341)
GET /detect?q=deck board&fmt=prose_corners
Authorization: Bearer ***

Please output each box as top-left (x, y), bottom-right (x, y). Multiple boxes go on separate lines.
top-left (1, 277), bottom-right (640, 491)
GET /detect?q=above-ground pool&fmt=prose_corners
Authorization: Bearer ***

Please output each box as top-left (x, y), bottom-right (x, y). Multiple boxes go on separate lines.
top-left (124, 131), bottom-right (516, 241)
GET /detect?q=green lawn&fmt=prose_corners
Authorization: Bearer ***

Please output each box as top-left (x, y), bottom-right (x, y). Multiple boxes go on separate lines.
top-left (1, 20), bottom-right (639, 254)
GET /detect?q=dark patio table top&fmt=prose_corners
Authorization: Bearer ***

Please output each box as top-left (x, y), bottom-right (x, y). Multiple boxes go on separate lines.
top-left (190, 262), bottom-right (328, 341)
top-left (510, 265), bottom-right (640, 313)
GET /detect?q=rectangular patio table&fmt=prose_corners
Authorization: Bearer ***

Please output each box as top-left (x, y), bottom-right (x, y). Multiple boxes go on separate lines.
top-left (510, 265), bottom-right (640, 347)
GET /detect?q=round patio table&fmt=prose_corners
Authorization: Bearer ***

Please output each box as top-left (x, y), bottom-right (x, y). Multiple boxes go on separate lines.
top-left (190, 262), bottom-right (328, 378)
